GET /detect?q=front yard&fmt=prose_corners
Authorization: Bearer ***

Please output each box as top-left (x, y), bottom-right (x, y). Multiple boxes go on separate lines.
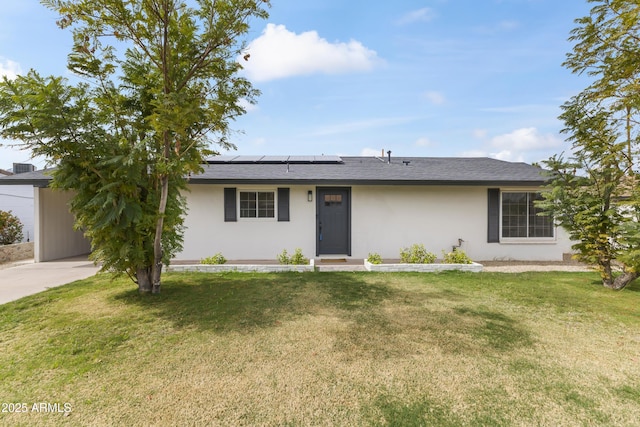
top-left (1, 271), bottom-right (639, 426)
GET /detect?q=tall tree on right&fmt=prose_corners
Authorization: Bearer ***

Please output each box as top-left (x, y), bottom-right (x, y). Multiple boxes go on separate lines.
top-left (540, 0), bottom-right (640, 289)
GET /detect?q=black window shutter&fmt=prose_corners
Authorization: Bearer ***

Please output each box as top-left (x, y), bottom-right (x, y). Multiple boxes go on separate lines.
top-left (224, 188), bottom-right (237, 222)
top-left (277, 188), bottom-right (290, 222)
top-left (487, 188), bottom-right (500, 243)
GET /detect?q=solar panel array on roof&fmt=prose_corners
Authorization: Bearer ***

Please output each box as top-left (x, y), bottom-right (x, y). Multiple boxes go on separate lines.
top-left (206, 155), bottom-right (343, 164)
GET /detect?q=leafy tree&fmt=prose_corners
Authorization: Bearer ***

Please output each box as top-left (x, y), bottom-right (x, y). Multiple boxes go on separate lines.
top-left (0, 0), bottom-right (269, 293)
top-left (540, 0), bottom-right (640, 290)
top-left (0, 210), bottom-right (24, 245)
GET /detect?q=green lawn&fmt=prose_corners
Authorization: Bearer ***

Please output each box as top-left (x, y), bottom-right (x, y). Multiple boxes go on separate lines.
top-left (1, 271), bottom-right (639, 426)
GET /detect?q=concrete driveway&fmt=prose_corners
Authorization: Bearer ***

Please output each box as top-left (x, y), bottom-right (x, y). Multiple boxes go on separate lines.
top-left (0, 256), bottom-right (100, 305)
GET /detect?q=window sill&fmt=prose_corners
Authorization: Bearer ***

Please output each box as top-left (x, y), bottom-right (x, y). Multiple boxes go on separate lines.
top-left (500, 238), bottom-right (556, 244)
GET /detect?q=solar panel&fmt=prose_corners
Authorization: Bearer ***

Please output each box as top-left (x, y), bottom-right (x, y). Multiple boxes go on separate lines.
top-left (206, 155), bottom-right (239, 163)
top-left (206, 155), bottom-right (343, 164)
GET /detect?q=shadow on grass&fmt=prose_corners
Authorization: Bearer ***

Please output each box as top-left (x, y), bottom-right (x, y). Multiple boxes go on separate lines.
top-left (364, 393), bottom-right (509, 427)
top-left (453, 307), bottom-right (533, 351)
top-left (112, 272), bottom-right (390, 332)
top-left (112, 272), bottom-right (536, 356)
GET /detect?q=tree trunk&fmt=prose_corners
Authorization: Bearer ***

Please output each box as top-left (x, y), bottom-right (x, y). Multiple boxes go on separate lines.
top-left (151, 173), bottom-right (169, 294)
top-left (137, 267), bottom-right (153, 294)
top-left (603, 270), bottom-right (640, 290)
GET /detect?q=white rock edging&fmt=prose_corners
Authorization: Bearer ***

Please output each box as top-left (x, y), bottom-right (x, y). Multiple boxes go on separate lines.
top-left (168, 259), bottom-right (315, 273)
top-left (364, 259), bottom-right (483, 272)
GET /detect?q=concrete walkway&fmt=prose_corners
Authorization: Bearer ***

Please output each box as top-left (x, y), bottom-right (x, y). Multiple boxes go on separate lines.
top-left (0, 256), bottom-right (100, 305)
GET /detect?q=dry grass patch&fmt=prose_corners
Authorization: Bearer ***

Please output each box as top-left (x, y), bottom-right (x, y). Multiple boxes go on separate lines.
top-left (0, 271), bottom-right (639, 426)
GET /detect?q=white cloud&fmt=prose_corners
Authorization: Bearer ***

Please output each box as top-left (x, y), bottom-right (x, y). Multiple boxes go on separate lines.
top-left (491, 150), bottom-right (524, 162)
top-left (423, 91), bottom-right (445, 105)
top-left (415, 137), bottom-right (433, 147)
top-left (472, 129), bottom-right (488, 139)
top-left (396, 8), bottom-right (436, 25)
top-left (0, 58), bottom-right (21, 80)
top-left (461, 127), bottom-right (563, 163)
top-left (490, 127), bottom-right (561, 151)
top-left (460, 148), bottom-right (523, 162)
top-left (237, 98), bottom-right (259, 113)
top-left (241, 24), bottom-right (380, 82)
top-left (460, 149), bottom-right (489, 158)
top-left (361, 147), bottom-right (384, 157)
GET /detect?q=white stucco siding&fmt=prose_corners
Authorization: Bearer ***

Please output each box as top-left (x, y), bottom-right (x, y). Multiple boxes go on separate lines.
top-left (177, 184), bottom-right (317, 261)
top-left (351, 185), bottom-right (573, 261)
top-left (351, 185), bottom-right (487, 259)
top-left (178, 184), bottom-right (574, 262)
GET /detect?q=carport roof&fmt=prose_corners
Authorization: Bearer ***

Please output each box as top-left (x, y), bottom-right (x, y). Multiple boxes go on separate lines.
top-left (0, 156), bottom-right (549, 186)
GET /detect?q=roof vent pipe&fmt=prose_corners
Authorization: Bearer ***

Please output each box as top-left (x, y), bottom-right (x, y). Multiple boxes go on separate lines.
top-left (387, 150), bottom-right (391, 164)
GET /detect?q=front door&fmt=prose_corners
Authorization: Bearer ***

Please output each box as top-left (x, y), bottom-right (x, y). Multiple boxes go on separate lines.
top-left (316, 187), bottom-right (351, 255)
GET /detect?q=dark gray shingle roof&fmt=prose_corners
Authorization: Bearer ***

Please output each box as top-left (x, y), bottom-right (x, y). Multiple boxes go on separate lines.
top-left (193, 156), bottom-right (547, 186)
top-left (0, 156), bottom-right (548, 186)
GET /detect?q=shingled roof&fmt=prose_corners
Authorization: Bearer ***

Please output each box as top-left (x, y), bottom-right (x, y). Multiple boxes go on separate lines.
top-left (0, 156), bottom-right (548, 186)
top-left (194, 156), bottom-right (548, 186)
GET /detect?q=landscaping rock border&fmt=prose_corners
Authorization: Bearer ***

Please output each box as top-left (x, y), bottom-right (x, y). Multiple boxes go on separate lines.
top-left (364, 259), bottom-right (483, 272)
top-left (168, 259), bottom-right (315, 273)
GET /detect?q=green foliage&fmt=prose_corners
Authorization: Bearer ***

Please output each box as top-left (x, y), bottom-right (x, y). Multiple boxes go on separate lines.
top-left (0, 0), bottom-right (269, 292)
top-left (400, 244), bottom-right (436, 264)
top-left (441, 249), bottom-right (473, 264)
top-left (277, 248), bottom-right (309, 265)
top-left (538, 0), bottom-right (640, 290)
top-left (0, 210), bottom-right (24, 245)
top-left (367, 252), bottom-right (383, 264)
top-left (200, 253), bottom-right (227, 265)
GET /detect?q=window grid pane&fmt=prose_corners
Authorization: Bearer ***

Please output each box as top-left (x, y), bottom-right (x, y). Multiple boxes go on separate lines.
top-left (502, 193), bottom-right (528, 238)
top-left (502, 192), bottom-right (553, 238)
top-left (257, 192), bottom-right (275, 218)
top-left (528, 193), bottom-right (553, 237)
top-left (240, 192), bottom-right (257, 218)
top-left (240, 191), bottom-right (275, 218)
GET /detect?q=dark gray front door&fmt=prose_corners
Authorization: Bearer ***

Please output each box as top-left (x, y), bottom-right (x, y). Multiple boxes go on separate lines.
top-left (316, 187), bottom-right (351, 255)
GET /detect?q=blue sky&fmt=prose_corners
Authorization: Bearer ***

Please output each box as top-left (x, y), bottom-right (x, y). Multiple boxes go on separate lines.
top-left (0, 0), bottom-right (593, 170)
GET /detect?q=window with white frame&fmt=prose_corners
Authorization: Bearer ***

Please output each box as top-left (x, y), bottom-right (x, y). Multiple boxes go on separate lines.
top-left (501, 192), bottom-right (553, 238)
top-left (239, 191), bottom-right (275, 218)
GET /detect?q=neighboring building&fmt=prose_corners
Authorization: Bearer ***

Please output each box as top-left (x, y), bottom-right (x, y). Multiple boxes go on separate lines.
top-left (0, 164), bottom-right (36, 243)
top-left (0, 155), bottom-right (574, 262)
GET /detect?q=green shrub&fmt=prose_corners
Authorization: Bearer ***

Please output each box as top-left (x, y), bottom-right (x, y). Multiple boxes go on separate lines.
top-left (0, 210), bottom-right (23, 245)
top-left (200, 253), bottom-right (227, 265)
top-left (400, 244), bottom-right (436, 264)
top-left (367, 252), bottom-right (383, 264)
top-left (277, 248), bottom-right (309, 265)
top-left (277, 249), bottom-right (290, 265)
top-left (441, 249), bottom-right (473, 264)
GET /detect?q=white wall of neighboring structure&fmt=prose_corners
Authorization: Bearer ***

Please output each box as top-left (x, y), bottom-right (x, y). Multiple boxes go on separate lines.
top-left (35, 188), bottom-right (91, 262)
top-left (177, 184), bottom-right (574, 262)
top-left (0, 185), bottom-right (34, 243)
